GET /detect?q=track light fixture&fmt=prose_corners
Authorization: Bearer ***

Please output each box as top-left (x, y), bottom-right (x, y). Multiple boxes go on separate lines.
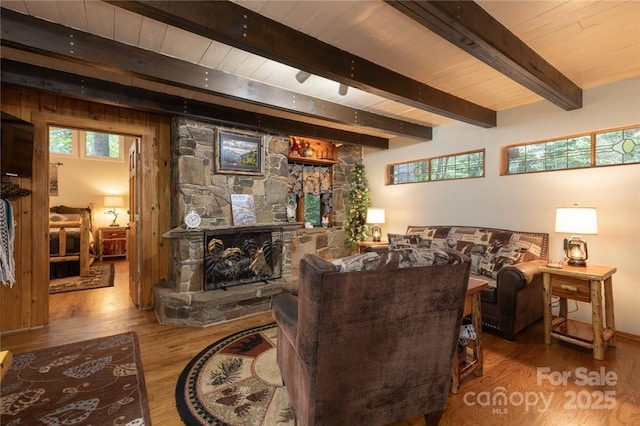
top-left (295, 71), bottom-right (311, 84)
top-left (295, 70), bottom-right (348, 96)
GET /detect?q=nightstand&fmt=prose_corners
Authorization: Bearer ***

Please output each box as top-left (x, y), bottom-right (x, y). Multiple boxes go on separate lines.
top-left (541, 263), bottom-right (616, 360)
top-left (99, 227), bottom-right (128, 261)
top-left (356, 240), bottom-right (389, 254)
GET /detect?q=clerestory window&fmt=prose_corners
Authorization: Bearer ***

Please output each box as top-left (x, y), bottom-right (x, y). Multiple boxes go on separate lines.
top-left (387, 150), bottom-right (484, 185)
top-left (49, 127), bottom-right (124, 161)
top-left (503, 125), bottom-right (640, 175)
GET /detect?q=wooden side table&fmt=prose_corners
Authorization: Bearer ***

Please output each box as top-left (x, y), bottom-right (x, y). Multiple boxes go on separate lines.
top-left (451, 276), bottom-right (488, 394)
top-left (356, 240), bottom-right (389, 254)
top-left (541, 263), bottom-right (616, 360)
top-left (99, 227), bottom-right (128, 261)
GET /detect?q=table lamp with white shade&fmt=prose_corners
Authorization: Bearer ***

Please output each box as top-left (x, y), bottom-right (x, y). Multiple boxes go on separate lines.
top-left (366, 207), bottom-right (385, 242)
top-left (555, 207), bottom-right (598, 266)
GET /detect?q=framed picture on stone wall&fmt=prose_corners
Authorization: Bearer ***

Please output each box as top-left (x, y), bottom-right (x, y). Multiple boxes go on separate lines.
top-left (231, 194), bottom-right (258, 226)
top-left (215, 130), bottom-right (264, 175)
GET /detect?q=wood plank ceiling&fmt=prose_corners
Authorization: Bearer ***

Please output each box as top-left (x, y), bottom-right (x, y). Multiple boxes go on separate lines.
top-left (1, 0), bottom-right (639, 148)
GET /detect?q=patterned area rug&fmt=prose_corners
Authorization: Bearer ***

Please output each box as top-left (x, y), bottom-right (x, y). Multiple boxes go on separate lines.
top-left (0, 332), bottom-right (150, 425)
top-left (176, 323), bottom-right (295, 425)
top-left (49, 262), bottom-right (114, 294)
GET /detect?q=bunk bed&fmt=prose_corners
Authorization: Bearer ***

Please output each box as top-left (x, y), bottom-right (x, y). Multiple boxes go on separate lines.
top-left (49, 205), bottom-right (95, 277)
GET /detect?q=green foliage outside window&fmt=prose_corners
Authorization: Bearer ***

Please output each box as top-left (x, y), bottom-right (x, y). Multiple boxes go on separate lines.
top-left (49, 128), bottom-right (73, 155)
top-left (388, 150), bottom-right (484, 185)
top-left (595, 127), bottom-right (640, 166)
top-left (507, 137), bottom-right (591, 173)
top-left (391, 160), bottom-right (428, 184)
top-left (304, 193), bottom-right (321, 227)
top-left (431, 151), bottom-right (484, 181)
top-left (49, 127), bottom-right (122, 160)
top-left (505, 125), bottom-right (639, 174)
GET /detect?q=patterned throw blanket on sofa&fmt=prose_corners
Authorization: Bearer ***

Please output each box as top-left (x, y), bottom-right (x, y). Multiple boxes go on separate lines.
top-left (389, 225), bottom-right (548, 286)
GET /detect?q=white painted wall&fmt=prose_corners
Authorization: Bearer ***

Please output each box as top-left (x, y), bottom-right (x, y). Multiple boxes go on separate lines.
top-left (363, 77), bottom-right (640, 336)
top-left (50, 146), bottom-right (130, 229)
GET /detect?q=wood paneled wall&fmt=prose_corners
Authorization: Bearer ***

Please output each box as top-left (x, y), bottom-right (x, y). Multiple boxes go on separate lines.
top-left (1, 85), bottom-right (171, 333)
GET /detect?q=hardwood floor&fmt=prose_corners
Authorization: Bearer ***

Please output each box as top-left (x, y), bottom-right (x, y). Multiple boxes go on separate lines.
top-left (2, 260), bottom-right (639, 425)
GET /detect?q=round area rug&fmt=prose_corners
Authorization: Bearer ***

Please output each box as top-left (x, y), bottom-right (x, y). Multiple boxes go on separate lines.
top-left (175, 323), bottom-right (295, 425)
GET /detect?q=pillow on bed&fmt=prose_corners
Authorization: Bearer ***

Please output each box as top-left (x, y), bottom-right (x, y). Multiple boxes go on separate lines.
top-left (49, 213), bottom-right (68, 222)
top-left (50, 206), bottom-right (93, 230)
top-left (50, 213), bottom-right (81, 222)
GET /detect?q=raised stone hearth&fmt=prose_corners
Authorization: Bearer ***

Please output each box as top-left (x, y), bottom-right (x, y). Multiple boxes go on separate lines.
top-left (153, 277), bottom-right (284, 326)
top-left (153, 117), bottom-right (360, 327)
top-left (156, 225), bottom-right (351, 326)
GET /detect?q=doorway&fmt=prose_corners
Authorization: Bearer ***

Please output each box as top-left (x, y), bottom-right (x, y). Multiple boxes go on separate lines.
top-left (46, 122), bottom-right (139, 312)
top-left (0, 91), bottom-right (169, 334)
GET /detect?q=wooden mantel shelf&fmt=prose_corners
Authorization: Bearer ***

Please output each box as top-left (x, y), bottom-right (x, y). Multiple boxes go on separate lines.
top-left (287, 155), bottom-right (338, 166)
top-left (288, 136), bottom-right (338, 165)
top-left (162, 222), bottom-right (304, 239)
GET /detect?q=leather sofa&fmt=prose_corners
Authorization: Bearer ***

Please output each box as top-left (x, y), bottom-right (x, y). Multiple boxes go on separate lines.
top-left (272, 248), bottom-right (471, 426)
top-left (388, 225), bottom-right (549, 341)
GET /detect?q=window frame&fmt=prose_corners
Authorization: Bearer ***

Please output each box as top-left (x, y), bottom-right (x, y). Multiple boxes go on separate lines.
top-left (80, 130), bottom-right (124, 162)
top-left (386, 149), bottom-right (485, 185)
top-left (49, 126), bottom-right (125, 162)
top-left (501, 124), bottom-right (640, 175)
top-left (48, 126), bottom-right (79, 158)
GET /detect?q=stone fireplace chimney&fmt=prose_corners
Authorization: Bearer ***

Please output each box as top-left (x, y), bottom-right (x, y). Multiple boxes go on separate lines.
top-left (153, 117), bottom-right (361, 326)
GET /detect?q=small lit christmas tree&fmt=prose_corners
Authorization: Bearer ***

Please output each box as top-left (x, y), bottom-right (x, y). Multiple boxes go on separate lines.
top-left (344, 162), bottom-right (371, 247)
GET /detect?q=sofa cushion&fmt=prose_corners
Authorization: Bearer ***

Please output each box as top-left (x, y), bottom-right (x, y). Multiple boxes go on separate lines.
top-left (406, 225), bottom-right (452, 241)
top-left (331, 252), bottom-right (380, 272)
top-left (387, 233), bottom-right (426, 250)
top-left (332, 247), bottom-right (467, 273)
top-left (406, 225), bottom-right (547, 280)
top-left (393, 248), bottom-right (464, 268)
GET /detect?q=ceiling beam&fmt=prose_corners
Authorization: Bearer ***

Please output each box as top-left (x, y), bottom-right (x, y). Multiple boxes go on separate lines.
top-left (1, 59), bottom-right (389, 149)
top-left (385, 0), bottom-right (582, 111)
top-left (0, 8), bottom-right (427, 141)
top-left (106, 0), bottom-right (496, 128)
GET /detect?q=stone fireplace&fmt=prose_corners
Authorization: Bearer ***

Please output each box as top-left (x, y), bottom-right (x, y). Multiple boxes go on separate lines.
top-left (153, 117), bottom-right (361, 326)
top-left (203, 226), bottom-right (283, 291)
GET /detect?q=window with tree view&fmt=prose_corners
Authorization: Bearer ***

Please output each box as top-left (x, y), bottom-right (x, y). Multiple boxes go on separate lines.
top-left (504, 125), bottom-right (640, 174)
top-left (49, 127), bottom-right (74, 155)
top-left (84, 131), bottom-right (121, 159)
top-left (50, 127), bottom-right (123, 160)
top-left (388, 150), bottom-right (484, 185)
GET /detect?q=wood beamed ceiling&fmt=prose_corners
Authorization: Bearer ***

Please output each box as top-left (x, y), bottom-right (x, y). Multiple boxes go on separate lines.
top-left (1, 1), bottom-right (637, 149)
top-left (0, 59), bottom-right (389, 148)
top-left (385, 1), bottom-right (582, 111)
top-left (106, 0), bottom-right (498, 128)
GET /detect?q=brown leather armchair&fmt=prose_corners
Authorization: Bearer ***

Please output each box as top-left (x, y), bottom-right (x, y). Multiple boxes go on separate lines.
top-left (271, 250), bottom-right (471, 426)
